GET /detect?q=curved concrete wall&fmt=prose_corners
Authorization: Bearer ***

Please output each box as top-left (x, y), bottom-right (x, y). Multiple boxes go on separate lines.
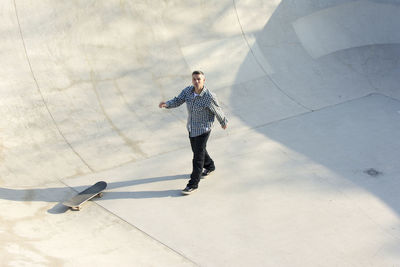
top-left (2, 0), bottom-right (400, 266)
top-left (4, 0), bottom-right (399, 187)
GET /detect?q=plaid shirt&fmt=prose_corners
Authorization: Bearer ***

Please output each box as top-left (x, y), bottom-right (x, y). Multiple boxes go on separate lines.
top-left (166, 85), bottom-right (228, 137)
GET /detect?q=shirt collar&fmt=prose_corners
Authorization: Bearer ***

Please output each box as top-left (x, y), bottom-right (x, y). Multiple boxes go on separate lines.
top-left (191, 85), bottom-right (207, 97)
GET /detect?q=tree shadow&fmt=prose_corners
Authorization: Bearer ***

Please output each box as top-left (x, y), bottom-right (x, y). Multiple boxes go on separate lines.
top-left (0, 174), bottom-right (188, 214)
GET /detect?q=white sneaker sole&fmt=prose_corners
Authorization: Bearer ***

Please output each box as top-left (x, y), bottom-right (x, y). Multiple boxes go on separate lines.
top-left (201, 170), bottom-right (214, 178)
top-left (181, 189), bottom-right (197, 195)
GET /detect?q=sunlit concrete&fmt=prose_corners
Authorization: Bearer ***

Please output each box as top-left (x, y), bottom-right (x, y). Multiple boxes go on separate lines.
top-left (1, 0), bottom-right (400, 266)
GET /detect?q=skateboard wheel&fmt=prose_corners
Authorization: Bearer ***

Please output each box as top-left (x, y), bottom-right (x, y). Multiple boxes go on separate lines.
top-left (97, 193), bottom-right (103, 198)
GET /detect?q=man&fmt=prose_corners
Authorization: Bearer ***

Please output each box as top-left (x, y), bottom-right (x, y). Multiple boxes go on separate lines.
top-left (159, 71), bottom-right (228, 195)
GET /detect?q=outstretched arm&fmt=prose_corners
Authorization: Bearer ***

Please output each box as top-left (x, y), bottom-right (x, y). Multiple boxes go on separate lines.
top-left (159, 88), bottom-right (187, 109)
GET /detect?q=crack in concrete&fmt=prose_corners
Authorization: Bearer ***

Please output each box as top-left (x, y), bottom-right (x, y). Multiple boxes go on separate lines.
top-left (12, 0), bottom-right (94, 173)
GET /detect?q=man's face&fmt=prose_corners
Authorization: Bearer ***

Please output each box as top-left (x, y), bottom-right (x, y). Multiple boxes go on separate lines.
top-left (192, 74), bottom-right (205, 90)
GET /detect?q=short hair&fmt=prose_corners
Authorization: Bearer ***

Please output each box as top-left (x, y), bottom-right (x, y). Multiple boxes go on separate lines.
top-left (192, 70), bottom-right (204, 76)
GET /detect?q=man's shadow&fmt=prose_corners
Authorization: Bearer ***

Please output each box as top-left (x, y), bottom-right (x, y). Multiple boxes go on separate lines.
top-left (0, 174), bottom-right (188, 214)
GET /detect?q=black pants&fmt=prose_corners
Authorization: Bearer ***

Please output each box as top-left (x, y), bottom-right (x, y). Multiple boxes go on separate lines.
top-left (188, 131), bottom-right (215, 188)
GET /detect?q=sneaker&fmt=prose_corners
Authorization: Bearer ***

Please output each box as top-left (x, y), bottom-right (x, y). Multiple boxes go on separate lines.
top-left (201, 168), bottom-right (215, 177)
top-left (182, 186), bottom-right (197, 195)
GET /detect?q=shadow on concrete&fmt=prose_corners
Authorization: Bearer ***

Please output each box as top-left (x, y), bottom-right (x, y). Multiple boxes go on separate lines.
top-left (0, 174), bottom-right (188, 214)
top-left (104, 190), bottom-right (183, 200)
top-left (232, 0), bottom-right (400, 219)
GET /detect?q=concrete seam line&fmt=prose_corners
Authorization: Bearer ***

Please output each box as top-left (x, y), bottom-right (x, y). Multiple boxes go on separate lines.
top-left (232, 0), bottom-right (312, 112)
top-left (251, 93), bottom-right (386, 131)
top-left (59, 180), bottom-right (199, 266)
top-left (13, 0), bottom-right (94, 172)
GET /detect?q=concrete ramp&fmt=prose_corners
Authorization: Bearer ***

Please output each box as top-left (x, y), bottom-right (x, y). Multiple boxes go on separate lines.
top-left (1, 0), bottom-right (400, 266)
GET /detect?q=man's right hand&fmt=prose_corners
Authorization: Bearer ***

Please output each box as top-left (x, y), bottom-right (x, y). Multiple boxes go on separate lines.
top-left (159, 102), bottom-right (167, 108)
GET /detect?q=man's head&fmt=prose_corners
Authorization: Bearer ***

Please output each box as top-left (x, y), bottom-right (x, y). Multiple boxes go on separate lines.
top-left (192, 70), bottom-right (205, 91)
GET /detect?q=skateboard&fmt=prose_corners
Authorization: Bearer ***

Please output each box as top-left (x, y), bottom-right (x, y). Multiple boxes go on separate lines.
top-left (63, 181), bottom-right (107, 211)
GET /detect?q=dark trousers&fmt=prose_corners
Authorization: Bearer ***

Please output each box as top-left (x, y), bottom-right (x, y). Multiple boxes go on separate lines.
top-left (188, 131), bottom-right (215, 188)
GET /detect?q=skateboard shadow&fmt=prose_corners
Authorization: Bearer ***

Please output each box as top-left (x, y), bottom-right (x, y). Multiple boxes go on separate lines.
top-left (0, 174), bottom-right (189, 214)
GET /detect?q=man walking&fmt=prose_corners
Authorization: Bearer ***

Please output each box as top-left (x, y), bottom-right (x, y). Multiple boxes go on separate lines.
top-left (159, 71), bottom-right (228, 195)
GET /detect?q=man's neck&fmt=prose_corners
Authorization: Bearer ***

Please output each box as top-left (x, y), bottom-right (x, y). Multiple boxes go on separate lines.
top-left (194, 86), bottom-right (204, 94)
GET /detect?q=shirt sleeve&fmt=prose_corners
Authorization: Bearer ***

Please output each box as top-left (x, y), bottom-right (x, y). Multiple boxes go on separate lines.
top-left (209, 94), bottom-right (228, 127)
top-left (165, 88), bottom-right (187, 108)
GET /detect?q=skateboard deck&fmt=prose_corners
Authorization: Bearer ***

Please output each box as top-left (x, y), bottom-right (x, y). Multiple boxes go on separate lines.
top-left (63, 181), bottom-right (107, 211)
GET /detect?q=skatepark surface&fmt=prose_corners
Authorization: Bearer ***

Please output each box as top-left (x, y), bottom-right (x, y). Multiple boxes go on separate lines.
top-left (2, 0), bottom-right (400, 266)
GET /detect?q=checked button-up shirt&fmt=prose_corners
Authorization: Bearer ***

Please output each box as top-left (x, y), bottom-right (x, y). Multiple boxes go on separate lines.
top-left (166, 85), bottom-right (228, 137)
